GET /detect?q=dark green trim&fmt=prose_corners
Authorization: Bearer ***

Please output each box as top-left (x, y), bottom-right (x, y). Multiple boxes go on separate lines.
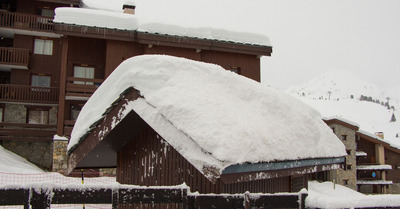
top-left (222, 157), bottom-right (345, 174)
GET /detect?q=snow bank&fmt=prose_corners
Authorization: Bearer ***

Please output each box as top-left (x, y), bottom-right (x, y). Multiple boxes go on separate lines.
top-left (0, 145), bottom-right (44, 173)
top-left (307, 181), bottom-right (400, 208)
top-left (53, 7), bottom-right (271, 46)
top-left (69, 55), bottom-right (346, 174)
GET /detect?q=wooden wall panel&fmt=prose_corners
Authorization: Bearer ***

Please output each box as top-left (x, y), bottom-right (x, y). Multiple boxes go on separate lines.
top-left (10, 69), bottom-right (29, 85)
top-left (357, 138), bottom-right (376, 164)
top-left (13, 35), bottom-right (62, 87)
top-left (67, 37), bottom-right (106, 79)
top-left (117, 125), bottom-right (294, 196)
top-left (105, 40), bottom-right (143, 78)
top-left (144, 45), bottom-right (201, 61)
top-left (200, 50), bottom-right (261, 82)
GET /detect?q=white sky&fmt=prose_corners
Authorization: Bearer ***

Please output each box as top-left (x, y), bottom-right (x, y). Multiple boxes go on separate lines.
top-left (134, 0), bottom-right (400, 89)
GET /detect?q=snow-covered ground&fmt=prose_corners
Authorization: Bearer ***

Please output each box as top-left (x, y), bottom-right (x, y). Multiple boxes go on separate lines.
top-left (288, 71), bottom-right (400, 147)
top-left (307, 181), bottom-right (400, 208)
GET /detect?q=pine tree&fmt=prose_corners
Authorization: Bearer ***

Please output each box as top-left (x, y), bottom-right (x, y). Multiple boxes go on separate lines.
top-left (391, 113), bottom-right (396, 122)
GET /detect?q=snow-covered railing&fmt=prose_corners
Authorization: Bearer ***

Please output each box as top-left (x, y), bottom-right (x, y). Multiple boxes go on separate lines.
top-left (0, 183), bottom-right (308, 209)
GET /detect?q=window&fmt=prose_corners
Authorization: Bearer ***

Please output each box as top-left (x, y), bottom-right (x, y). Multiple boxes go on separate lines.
top-left (341, 135), bottom-right (347, 141)
top-left (74, 66), bottom-right (95, 85)
top-left (346, 149), bottom-right (351, 155)
top-left (346, 165), bottom-right (352, 170)
top-left (343, 179), bottom-right (349, 185)
top-left (0, 104), bottom-right (4, 122)
top-left (34, 39), bottom-right (53, 55)
top-left (331, 127), bottom-right (335, 133)
top-left (31, 75), bottom-right (50, 87)
top-left (71, 104), bottom-right (82, 121)
top-left (27, 107), bottom-right (49, 125)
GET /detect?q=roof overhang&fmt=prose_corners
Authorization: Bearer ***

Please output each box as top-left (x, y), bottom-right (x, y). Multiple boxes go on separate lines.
top-left (324, 118), bottom-right (359, 131)
top-left (220, 157), bottom-right (345, 184)
top-left (54, 23), bottom-right (272, 56)
top-left (67, 88), bottom-right (142, 173)
top-left (356, 131), bottom-right (400, 154)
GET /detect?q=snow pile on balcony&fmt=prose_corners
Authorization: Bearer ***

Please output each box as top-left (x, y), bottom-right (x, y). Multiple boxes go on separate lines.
top-left (0, 145), bottom-right (44, 173)
top-left (68, 55), bottom-right (346, 173)
top-left (53, 7), bottom-right (271, 47)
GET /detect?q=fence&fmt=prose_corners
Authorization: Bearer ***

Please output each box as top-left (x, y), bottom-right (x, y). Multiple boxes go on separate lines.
top-left (0, 184), bottom-right (307, 209)
top-left (0, 84), bottom-right (59, 104)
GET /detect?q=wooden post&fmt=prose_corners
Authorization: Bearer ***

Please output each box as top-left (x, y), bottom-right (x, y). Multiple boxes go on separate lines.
top-left (30, 188), bottom-right (51, 209)
top-left (112, 188), bottom-right (119, 209)
top-left (244, 192), bottom-right (250, 209)
top-left (57, 36), bottom-right (68, 136)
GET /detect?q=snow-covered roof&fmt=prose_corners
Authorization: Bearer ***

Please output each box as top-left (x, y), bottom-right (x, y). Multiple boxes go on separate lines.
top-left (323, 116), bottom-right (360, 129)
top-left (53, 7), bottom-right (271, 47)
top-left (68, 55), bottom-right (346, 175)
top-left (356, 164), bottom-right (392, 170)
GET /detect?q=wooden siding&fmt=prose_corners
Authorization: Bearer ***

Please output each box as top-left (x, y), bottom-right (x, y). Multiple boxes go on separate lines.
top-left (357, 138), bottom-right (376, 164)
top-left (12, 34), bottom-right (62, 88)
top-left (67, 37), bottom-right (106, 79)
top-left (117, 125), bottom-right (294, 194)
top-left (0, 122), bottom-right (56, 141)
top-left (105, 40), bottom-right (143, 78)
top-left (201, 50), bottom-right (261, 82)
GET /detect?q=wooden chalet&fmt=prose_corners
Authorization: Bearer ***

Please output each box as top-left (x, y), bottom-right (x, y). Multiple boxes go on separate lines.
top-left (67, 55), bottom-right (346, 208)
top-left (0, 0), bottom-right (272, 171)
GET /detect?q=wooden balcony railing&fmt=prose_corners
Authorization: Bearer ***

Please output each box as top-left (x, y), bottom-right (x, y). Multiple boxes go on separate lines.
top-left (0, 47), bottom-right (30, 68)
top-left (0, 122), bottom-right (56, 141)
top-left (63, 120), bottom-right (75, 136)
top-left (66, 77), bottom-right (103, 98)
top-left (0, 11), bottom-right (54, 32)
top-left (0, 84), bottom-right (59, 104)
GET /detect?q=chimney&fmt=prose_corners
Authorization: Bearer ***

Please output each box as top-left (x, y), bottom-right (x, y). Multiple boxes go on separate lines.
top-left (375, 132), bottom-right (384, 139)
top-left (123, 4), bottom-right (136, 15)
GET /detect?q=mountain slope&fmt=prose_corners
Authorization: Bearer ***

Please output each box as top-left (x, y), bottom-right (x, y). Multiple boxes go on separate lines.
top-left (288, 71), bottom-right (400, 147)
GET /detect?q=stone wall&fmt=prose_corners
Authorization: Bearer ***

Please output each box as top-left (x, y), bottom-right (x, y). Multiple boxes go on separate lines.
top-left (2, 140), bottom-right (53, 170)
top-left (1, 103), bottom-right (59, 171)
top-left (52, 140), bottom-right (69, 172)
top-left (327, 123), bottom-right (358, 191)
top-left (388, 183), bottom-right (400, 194)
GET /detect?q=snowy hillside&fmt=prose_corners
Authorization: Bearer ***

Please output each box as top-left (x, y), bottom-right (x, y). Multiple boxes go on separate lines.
top-left (288, 71), bottom-right (400, 147)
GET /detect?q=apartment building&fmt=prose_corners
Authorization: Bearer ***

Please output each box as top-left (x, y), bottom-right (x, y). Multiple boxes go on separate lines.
top-left (0, 0), bottom-right (272, 171)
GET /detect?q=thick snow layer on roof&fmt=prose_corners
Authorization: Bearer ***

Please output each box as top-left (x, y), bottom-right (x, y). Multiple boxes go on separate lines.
top-left (0, 145), bottom-right (44, 173)
top-left (307, 181), bottom-right (400, 208)
top-left (53, 7), bottom-right (271, 46)
top-left (54, 8), bottom-right (139, 30)
top-left (68, 55), bottom-right (345, 174)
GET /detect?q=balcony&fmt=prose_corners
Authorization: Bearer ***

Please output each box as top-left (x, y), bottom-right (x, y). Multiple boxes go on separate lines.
top-left (63, 120), bottom-right (75, 136)
top-left (0, 122), bottom-right (56, 141)
top-left (0, 47), bottom-right (30, 70)
top-left (0, 11), bottom-right (54, 33)
top-left (65, 77), bottom-right (103, 100)
top-left (0, 84), bottom-right (59, 104)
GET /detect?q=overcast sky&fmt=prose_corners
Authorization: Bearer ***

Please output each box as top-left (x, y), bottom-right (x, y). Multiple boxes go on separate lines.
top-left (133, 0), bottom-right (400, 89)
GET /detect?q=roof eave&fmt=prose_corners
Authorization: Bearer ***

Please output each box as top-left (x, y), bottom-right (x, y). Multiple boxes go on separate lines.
top-left (53, 23), bottom-right (272, 56)
top-left (220, 157), bottom-right (345, 184)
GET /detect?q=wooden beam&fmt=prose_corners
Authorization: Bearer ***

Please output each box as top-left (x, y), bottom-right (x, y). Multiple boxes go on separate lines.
top-left (57, 37), bottom-right (68, 136)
